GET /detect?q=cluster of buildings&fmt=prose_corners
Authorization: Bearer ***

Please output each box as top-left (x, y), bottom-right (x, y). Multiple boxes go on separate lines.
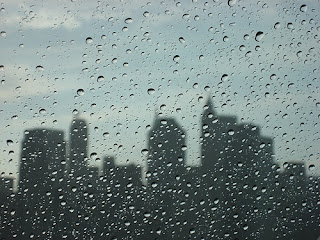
top-left (0, 99), bottom-right (319, 239)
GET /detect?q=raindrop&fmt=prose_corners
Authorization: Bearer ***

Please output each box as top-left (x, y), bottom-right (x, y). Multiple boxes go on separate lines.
top-left (223, 36), bottom-right (229, 42)
top-left (6, 140), bottom-right (13, 146)
top-left (125, 18), bottom-right (133, 24)
top-left (182, 14), bottom-right (190, 19)
top-left (147, 88), bottom-right (155, 95)
top-left (243, 224), bottom-right (249, 230)
top-left (90, 152), bottom-right (97, 160)
top-left (141, 149), bottom-right (149, 155)
top-left (221, 74), bottom-right (229, 82)
top-left (86, 37), bottom-right (93, 44)
top-left (143, 11), bottom-right (150, 17)
top-left (309, 164), bottom-right (315, 171)
top-left (228, 129), bottom-right (235, 135)
top-left (255, 31), bottom-right (264, 42)
top-left (103, 132), bottom-right (109, 138)
top-left (228, 0), bottom-right (237, 7)
top-left (179, 37), bottom-right (185, 43)
top-left (274, 22), bottom-right (280, 29)
top-left (36, 65), bottom-right (44, 71)
top-left (173, 55), bottom-right (180, 62)
top-left (0, 31), bottom-right (6, 37)
top-left (287, 23), bottom-right (293, 29)
top-left (300, 4), bottom-right (307, 12)
top-left (97, 76), bottom-right (104, 82)
top-left (77, 89), bottom-right (84, 96)
top-left (39, 108), bottom-right (46, 114)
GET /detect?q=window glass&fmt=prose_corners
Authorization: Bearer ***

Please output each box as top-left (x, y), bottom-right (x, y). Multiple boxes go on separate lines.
top-left (0, 0), bottom-right (319, 239)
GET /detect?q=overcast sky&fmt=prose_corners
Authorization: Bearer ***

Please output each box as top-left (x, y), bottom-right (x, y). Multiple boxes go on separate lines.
top-left (0, 0), bottom-right (319, 182)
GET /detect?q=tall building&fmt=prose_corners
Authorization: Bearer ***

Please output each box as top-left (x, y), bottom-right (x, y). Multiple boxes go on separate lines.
top-left (69, 117), bottom-right (89, 179)
top-left (19, 129), bottom-right (66, 239)
top-left (147, 117), bottom-right (186, 188)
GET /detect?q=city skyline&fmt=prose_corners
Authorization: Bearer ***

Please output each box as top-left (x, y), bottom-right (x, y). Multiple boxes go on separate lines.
top-left (1, 99), bottom-right (319, 239)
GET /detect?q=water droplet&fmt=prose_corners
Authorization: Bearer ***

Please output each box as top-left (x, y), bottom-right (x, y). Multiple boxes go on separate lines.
top-left (6, 140), bottom-right (13, 146)
top-left (39, 108), bottom-right (46, 114)
top-left (221, 74), bottom-right (229, 82)
top-left (179, 37), bottom-right (185, 43)
top-left (143, 11), bottom-right (150, 17)
top-left (223, 36), bottom-right (229, 42)
top-left (309, 164), bottom-right (315, 171)
top-left (86, 37), bottom-right (93, 44)
top-left (125, 18), bottom-right (133, 24)
top-left (103, 132), bottom-right (109, 138)
top-left (77, 89), bottom-right (84, 96)
top-left (182, 14), bottom-right (190, 19)
top-left (90, 152), bottom-right (97, 160)
top-left (287, 23), bottom-right (293, 29)
top-left (36, 65), bottom-right (44, 71)
top-left (0, 31), bottom-right (6, 37)
top-left (228, 129), bottom-right (235, 135)
top-left (97, 76), bottom-right (104, 82)
top-left (255, 31), bottom-right (264, 42)
top-left (147, 88), bottom-right (155, 95)
top-left (173, 55), bottom-right (180, 62)
top-left (199, 55), bottom-right (204, 60)
top-left (274, 22), bottom-right (280, 29)
top-left (228, 0), bottom-right (237, 7)
top-left (141, 149), bottom-right (149, 155)
top-left (300, 4), bottom-right (307, 12)
top-left (19, 43), bottom-right (24, 48)
top-left (243, 224), bottom-right (249, 230)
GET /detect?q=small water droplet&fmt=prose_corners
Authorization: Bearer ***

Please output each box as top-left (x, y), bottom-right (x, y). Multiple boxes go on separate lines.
top-left (125, 18), bottom-right (133, 24)
top-left (36, 65), bottom-right (44, 71)
top-left (274, 22), bottom-right (280, 29)
top-left (173, 55), bottom-right (180, 62)
top-left (228, 129), bottom-right (235, 135)
top-left (0, 31), bottom-right (6, 37)
top-left (143, 11), bottom-right (150, 17)
top-left (6, 140), bottom-right (13, 146)
top-left (221, 74), bottom-right (229, 82)
top-left (309, 164), bottom-right (315, 171)
top-left (255, 31), bottom-right (264, 42)
top-left (141, 149), bottom-right (149, 155)
top-left (103, 132), bottom-right (109, 138)
top-left (179, 37), bottom-right (185, 43)
top-left (97, 76), bottom-right (104, 82)
top-left (86, 37), bottom-right (93, 44)
top-left (228, 0), bottom-right (237, 7)
top-left (300, 4), bottom-right (307, 12)
top-left (39, 108), bottom-right (46, 114)
top-left (147, 88), bottom-right (155, 95)
top-left (77, 89), bottom-right (84, 96)
top-left (90, 152), bottom-right (97, 160)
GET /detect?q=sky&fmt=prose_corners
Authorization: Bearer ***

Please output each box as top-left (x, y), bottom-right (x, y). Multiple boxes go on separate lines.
top-left (0, 0), bottom-right (319, 184)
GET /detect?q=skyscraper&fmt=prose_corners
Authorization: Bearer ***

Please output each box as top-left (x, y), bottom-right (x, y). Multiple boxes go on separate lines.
top-left (69, 117), bottom-right (89, 179)
top-left (19, 129), bottom-right (66, 239)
